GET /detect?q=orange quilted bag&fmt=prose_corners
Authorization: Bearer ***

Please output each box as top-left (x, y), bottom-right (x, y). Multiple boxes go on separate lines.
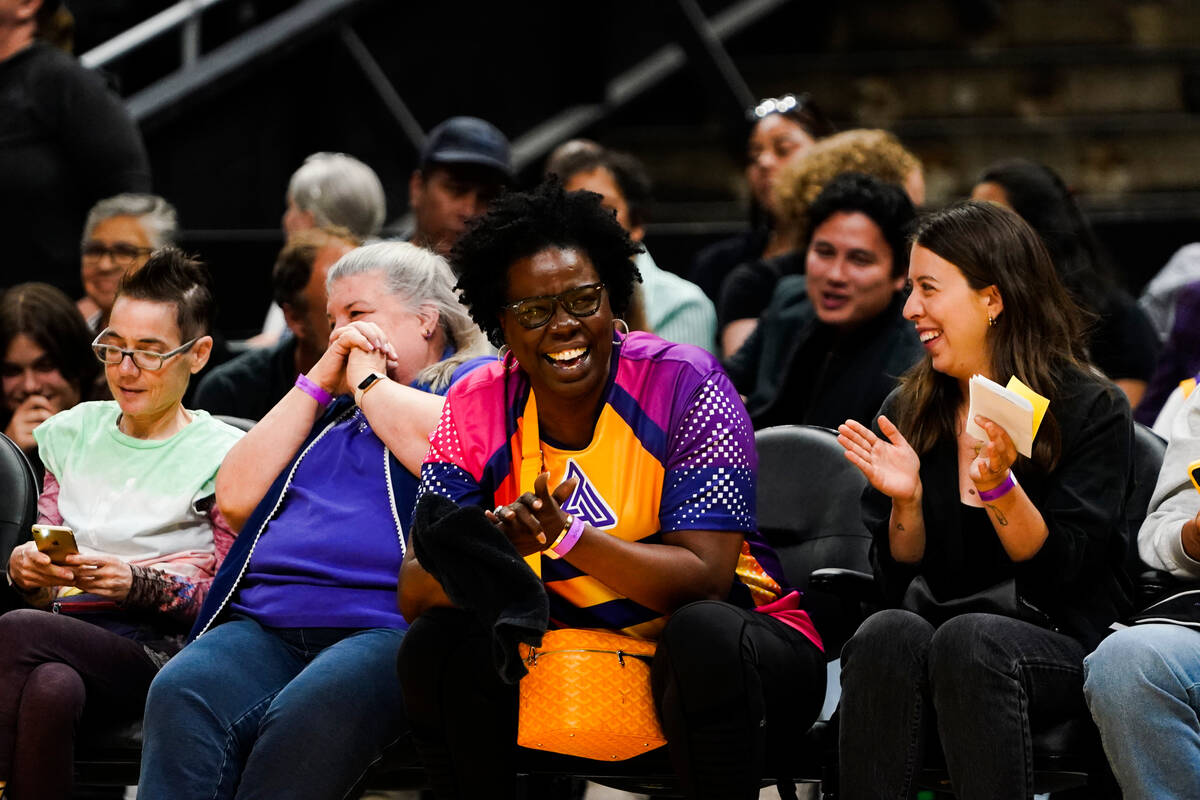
top-left (517, 628), bottom-right (668, 761)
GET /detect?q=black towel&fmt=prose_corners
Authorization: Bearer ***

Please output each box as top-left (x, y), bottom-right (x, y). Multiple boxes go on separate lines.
top-left (410, 493), bottom-right (549, 683)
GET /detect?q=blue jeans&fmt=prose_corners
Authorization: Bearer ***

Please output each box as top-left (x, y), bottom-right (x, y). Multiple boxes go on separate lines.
top-left (1084, 623), bottom-right (1200, 800)
top-left (839, 609), bottom-right (1088, 800)
top-left (137, 616), bottom-right (407, 800)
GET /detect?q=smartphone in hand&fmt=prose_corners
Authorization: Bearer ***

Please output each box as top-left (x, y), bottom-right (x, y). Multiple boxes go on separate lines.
top-left (31, 524), bottom-right (78, 564)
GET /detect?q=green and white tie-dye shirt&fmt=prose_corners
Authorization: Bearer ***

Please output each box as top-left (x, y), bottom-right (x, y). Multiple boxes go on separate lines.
top-left (34, 401), bottom-right (244, 565)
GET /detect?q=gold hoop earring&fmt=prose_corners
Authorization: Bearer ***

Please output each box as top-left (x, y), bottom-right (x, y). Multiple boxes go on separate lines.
top-left (497, 344), bottom-right (511, 363)
top-left (613, 319), bottom-right (629, 343)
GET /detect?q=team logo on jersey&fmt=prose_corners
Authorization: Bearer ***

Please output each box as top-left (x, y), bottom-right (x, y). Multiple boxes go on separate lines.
top-left (560, 459), bottom-right (617, 529)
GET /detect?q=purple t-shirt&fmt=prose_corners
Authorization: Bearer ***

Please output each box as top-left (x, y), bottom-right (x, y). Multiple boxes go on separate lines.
top-left (231, 406), bottom-right (408, 629)
top-left (231, 355), bottom-right (492, 629)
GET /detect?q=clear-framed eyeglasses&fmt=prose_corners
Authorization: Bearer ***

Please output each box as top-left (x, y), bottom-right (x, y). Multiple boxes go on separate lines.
top-left (91, 331), bottom-right (198, 371)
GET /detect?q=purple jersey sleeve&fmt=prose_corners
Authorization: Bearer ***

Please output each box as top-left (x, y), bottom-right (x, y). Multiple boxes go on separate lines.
top-left (659, 368), bottom-right (757, 532)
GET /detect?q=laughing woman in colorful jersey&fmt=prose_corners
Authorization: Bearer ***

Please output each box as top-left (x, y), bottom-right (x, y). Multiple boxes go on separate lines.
top-left (396, 178), bottom-right (827, 800)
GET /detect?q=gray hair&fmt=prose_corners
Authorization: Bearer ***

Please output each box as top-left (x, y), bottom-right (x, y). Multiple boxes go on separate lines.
top-left (288, 152), bottom-right (386, 240)
top-left (83, 194), bottom-right (178, 248)
top-left (327, 242), bottom-right (488, 392)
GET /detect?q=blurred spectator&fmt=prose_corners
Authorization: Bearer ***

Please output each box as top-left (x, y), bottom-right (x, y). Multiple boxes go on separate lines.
top-left (0, 282), bottom-right (99, 478)
top-left (726, 173), bottom-right (921, 429)
top-left (1136, 280), bottom-right (1200, 430)
top-left (282, 152), bottom-right (386, 240)
top-left (408, 116), bottom-right (512, 258)
top-left (1139, 242), bottom-right (1200, 341)
top-left (689, 92), bottom-right (835, 303)
top-left (720, 128), bottom-right (923, 356)
top-left (548, 139), bottom-right (717, 353)
top-left (0, 0), bottom-right (151, 296)
top-left (972, 158), bottom-right (1159, 407)
top-left (257, 153), bottom-right (386, 346)
top-left (194, 228), bottom-right (358, 421)
top-left (77, 193), bottom-right (177, 333)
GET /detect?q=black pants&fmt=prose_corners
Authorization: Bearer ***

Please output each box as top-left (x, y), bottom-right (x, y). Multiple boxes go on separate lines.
top-left (0, 608), bottom-right (159, 800)
top-left (838, 610), bottom-right (1089, 800)
top-left (397, 601), bottom-right (826, 800)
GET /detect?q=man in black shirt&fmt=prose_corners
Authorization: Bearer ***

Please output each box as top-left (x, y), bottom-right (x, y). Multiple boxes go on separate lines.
top-left (726, 173), bottom-right (922, 429)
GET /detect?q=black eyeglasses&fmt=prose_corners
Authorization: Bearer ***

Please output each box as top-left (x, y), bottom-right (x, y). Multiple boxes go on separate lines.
top-left (502, 283), bottom-right (606, 329)
top-left (81, 242), bottom-right (153, 268)
top-left (747, 92), bottom-right (810, 122)
top-left (91, 331), bottom-right (198, 371)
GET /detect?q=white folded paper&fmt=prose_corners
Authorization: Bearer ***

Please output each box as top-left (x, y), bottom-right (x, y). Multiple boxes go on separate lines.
top-left (965, 374), bottom-right (1035, 457)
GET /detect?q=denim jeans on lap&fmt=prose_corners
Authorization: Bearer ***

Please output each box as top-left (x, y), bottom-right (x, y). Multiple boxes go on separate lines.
top-left (138, 615), bottom-right (407, 800)
top-left (839, 609), bottom-right (1088, 800)
top-left (1084, 623), bottom-right (1200, 800)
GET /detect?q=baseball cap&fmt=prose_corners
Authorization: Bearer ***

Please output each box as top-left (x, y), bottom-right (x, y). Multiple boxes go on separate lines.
top-left (420, 116), bottom-right (513, 180)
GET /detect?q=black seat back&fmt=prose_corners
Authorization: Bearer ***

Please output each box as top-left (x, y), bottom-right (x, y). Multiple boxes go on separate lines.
top-left (0, 433), bottom-right (39, 611)
top-left (755, 425), bottom-right (872, 590)
top-left (1126, 423), bottom-right (1167, 577)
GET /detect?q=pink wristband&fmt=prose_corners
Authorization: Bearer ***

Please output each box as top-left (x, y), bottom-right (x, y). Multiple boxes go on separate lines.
top-left (546, 515), bottom-right (585, 559)
top-left (978, 471), bottom-right (1016, 502)
top-left (295, 374), bottom-right (333, 407)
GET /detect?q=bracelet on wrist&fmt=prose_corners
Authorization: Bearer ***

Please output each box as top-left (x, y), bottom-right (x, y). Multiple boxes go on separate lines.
top-left (544, 514), bottom-right (585, 560)
top-left (978, 470), bottom-right (1017, 503)
top-left (295, 374), bottom-right (333, 407)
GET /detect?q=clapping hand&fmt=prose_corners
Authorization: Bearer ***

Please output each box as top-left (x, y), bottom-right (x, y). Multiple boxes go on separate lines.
top-left (838, 416), bottom-right (922, 503)
top-left (485, 472), bottom-right (579, 557)
top-left (968, 415), bottom-right (1017, 492)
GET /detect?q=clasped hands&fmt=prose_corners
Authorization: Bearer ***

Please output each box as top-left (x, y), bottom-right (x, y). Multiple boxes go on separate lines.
top-left (8, 542), bottom-right (133, 601)
top-left (837, 414), bottom-right (1018, 501)
top-left (486, 472), bottom-right (579, 557)
top-left (306, 321), bottom-right (401, 397)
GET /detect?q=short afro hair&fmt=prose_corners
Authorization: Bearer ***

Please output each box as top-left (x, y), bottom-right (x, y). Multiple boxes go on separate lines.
top-left (451, 177), bottom-right (642, 348)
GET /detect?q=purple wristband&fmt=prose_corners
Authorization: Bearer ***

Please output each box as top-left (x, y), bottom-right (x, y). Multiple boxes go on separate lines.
top-left (549, 515), bottom-right (585, 559)
top-left (295, 374), bottom-right (333, 407)
top-left (978, 471), bottom-right (1016, 502)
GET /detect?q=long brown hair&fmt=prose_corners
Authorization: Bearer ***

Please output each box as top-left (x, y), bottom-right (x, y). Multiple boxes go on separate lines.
top-left (897, 201), bottom-right (1087, 471)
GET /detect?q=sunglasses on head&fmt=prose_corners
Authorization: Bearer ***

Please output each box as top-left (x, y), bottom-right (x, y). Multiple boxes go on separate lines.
top-left (502, 283), bottom-right (606, 330)
top-left (747, 92), bottom-right (811, 122)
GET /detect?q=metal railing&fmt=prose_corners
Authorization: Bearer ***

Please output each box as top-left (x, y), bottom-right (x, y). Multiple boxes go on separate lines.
top-left (79, 0), bottom-right (229, 71)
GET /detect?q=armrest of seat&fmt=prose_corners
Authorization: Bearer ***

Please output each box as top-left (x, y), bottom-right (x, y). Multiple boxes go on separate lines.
top-left (809, 567), bottom-right (880, 603)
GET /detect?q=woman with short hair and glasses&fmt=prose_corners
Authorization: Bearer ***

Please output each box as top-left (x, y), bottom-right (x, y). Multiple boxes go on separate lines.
top-left (688, 92), bottom-right (835, 303)
top-left (77, 193), bottom-right (177, 333)
top-left (397, 179), bottom-right (827, 800)
top-left (0, 249), bottom-right (243, 800)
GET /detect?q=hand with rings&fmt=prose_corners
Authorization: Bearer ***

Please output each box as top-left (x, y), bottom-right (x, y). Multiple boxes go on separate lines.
top-left (968, 415), bottom-right (1018, 491)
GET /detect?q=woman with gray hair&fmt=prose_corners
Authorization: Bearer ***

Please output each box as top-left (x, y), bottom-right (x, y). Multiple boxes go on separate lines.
top-left (283, 151), bottom-right (387, 241)
top-left (77, 193), bottom-right (177, 332)
top-left (137, 241), bottom-right (490, 799)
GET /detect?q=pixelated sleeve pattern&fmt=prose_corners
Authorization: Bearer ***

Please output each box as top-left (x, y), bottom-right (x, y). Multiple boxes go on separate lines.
top-left (659, 368), bottom-right (757, 533)
top-left (418, 390), bottom-right (492, 509)
top-left (121, 502), bottom-right (238, 621)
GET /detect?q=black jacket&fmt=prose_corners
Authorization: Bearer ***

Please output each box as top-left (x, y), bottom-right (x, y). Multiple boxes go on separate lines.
top-left (725, 275), bottom-right (922, 430)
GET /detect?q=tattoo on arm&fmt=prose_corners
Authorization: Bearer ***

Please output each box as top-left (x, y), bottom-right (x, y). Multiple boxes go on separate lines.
top-left (985, 504), bottom-right (1008, 526)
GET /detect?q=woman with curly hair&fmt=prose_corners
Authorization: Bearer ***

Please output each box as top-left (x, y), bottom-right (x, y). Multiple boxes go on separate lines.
top-left (397, 178), bottom-right (827, 799)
